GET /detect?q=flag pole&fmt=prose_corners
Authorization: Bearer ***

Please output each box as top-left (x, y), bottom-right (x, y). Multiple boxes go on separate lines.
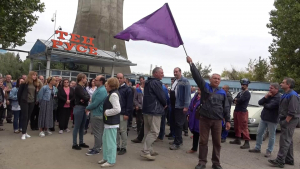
top-left (182, 44), bottom-right (188, 56)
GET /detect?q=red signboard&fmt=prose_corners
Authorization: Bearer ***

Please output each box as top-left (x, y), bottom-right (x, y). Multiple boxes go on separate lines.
top-left (51, 30), bottom-right (98, 55)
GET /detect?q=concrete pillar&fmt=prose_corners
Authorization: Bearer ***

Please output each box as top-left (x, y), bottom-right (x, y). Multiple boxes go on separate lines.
top-left (111, 64), bottom-right (115, 77)
top-left (46, 55), bottom-right (51, 78)
top-left (29, 58), bottom-right (33, 71)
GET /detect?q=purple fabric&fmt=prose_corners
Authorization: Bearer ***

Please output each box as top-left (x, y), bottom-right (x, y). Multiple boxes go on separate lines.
top-left (114, 3), bottom-right (183, 48)
top-left (187, 93), bottom-right (200, 133)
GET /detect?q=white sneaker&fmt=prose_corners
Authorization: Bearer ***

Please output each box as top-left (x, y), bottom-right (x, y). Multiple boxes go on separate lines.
top-left (98, 159), bottom-right (107, 164)
top-left (45, 130), bottom-right (52, 135)
top-left (21, 134), bottom-right (26, 140)
top-left (59, 130), bottom-right (63, 134)
top-left (25, 133), bottom-right (31, 138)
top-left (39, 131), bottom-right (45, 137)
top-left (101, 162), bottom-right (114, 168)
top-left (65, 128), bottom-right (71, 133)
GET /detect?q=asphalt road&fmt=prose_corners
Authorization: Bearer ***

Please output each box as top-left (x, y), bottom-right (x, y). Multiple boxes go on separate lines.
top-left (0, 122), bottom-right (299, 169)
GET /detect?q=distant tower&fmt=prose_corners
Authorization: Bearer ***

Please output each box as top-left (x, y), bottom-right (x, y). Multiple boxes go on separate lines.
top-left (73, 0), bottom-right (130, 74)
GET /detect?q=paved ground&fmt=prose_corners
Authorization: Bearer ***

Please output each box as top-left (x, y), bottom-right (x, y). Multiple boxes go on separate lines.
top-left (0, 121), bottom-right (299, 169)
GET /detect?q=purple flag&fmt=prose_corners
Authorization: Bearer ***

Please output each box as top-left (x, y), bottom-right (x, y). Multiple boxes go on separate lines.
top-left (114, 3), bottom-right (183, 48)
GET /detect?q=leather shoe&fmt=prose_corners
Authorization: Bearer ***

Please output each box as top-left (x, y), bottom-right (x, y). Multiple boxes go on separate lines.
top-left (195, 164), bottom-right (206, 169)
top-left (268, 159), bottom-right (284, 168)
top-left (212, 164), bottom-right (223, 169)
top-left (285, 160), bottom-right (294, 165)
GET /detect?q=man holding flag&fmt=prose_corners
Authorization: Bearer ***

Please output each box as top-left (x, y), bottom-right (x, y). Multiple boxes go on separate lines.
top-left (187, 56), bottom-right (230, 169)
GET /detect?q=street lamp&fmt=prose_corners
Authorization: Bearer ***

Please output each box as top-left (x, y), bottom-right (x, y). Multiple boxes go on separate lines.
top-left (51, 11), bottom-right (57, 39)
top-left (111, 45), bottom-right (120, 77)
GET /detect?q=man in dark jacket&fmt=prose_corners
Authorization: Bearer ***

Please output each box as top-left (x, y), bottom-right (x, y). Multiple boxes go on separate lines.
top-left (249, 83), bottom-right (280, 157)
top-left (268, 78), bottom-right (300, 168)
top-left (3, 75), bottom-right (15, 123)
top-left (187, 56), bottom-right (230, 169)
top-left (140, 67), bottom-right (166, 161)
top-left (230, 78), bottom-right (251, 149)
top-left (221, 85), bottom-right (233, 143)
top-left (116, 73), bottom-right (133, 155)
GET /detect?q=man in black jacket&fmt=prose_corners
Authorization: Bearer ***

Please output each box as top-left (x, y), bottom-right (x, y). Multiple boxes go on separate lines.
top-left (116, 73), bottom-right (133, 155)
top-left (249, 83), bottom-right (280, 157)
top-left (140, 67), bottom-right (166, 161)
top-left (230, 78), bottom-right (251, 149)
top-left (187, 56), bottom-right (230, 169)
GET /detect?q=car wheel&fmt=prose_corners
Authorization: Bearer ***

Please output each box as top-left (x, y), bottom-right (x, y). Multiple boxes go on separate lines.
top-left (297, 119), bottom-right (300, 128)
top-left (250, 134), bottom-right (257, 140)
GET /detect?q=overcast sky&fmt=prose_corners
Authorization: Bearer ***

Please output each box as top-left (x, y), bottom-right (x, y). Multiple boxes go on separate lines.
top-left (15, 0), bottom-right (275, 77)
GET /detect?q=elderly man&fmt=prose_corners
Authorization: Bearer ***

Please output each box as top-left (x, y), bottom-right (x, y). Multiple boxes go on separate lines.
top-left (116, 73), bottom-right (133, 155)
top-left (85, 75), bottom-right (107, 156)
top-left (21, 75), bottom-right (27, 81)
top-left (268, 78), bottom-right (300, 168)
top-left (140, 67), bottom-right (167, 160)
top-left (187, 56), bottom-right (230, 169)
top-left (169, 67), bottom-right (191, 150)
top-left (249, 83), bottom-right (280, 157)
top-left (38, 75), bottom-right (45, 85)
top-left (3, 75), bottom-right (15, 123)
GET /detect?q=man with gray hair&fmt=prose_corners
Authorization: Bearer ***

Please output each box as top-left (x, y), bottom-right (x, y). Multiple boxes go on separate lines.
top-left (141, 67), bottom-right (167, 160)
top-left (268, 78), bottom-right (300, 168)
top-left (249, 83), bottom-right (280, 157)
top-left (187, 56), bottom-right (230, 169)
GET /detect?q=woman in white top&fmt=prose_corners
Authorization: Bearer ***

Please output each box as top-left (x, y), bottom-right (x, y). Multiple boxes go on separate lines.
top-left (85, 78), bottom-right (97, 134)
top-left (98, 77), bottom-right (121, 168)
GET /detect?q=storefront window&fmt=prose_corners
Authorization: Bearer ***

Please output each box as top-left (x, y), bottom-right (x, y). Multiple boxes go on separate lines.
top-left (62, 71), bottom-right (70, 76)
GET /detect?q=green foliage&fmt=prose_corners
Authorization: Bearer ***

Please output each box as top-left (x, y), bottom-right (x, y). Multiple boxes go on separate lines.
top-left (267, 0), bottom-right (300, 92)
top-left (221, 57), bottom-right (270, 82)
top-left (0, 52), bottom-right (33, 78)
top-left (0, 0), bottom-right (45, 48)
top-left (183, 61), bottom-right (212, 79)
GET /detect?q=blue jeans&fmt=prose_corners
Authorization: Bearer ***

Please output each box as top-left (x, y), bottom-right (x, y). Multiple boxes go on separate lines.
top-left (255, 120), bottom-right (277, 152)
top-left (158, 114), bottom-right (166, 140)
top-left (13, 110), bottom-right (22, 130)
top-left (73, 105), bottom-right (87, 145)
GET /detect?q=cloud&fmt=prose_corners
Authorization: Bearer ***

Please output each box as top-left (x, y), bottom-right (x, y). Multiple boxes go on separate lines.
top-left (15, 0), bottom-right (275, 77)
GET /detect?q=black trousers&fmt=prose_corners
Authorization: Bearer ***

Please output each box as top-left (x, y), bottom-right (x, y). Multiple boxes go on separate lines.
top-left (30, 104), bottom-right (39, 129)
top-left (173, 108), bottom-right (186, 145)
top-left (183, 114), bottom-right (188, 133)
top-left (6, 104), bottom-right (12, 122)
top-left (136, 109), bottom-right (143, 134)
top-left (20, 102), bottom-right (35, 134)
top-left (192, 131), bottom-right (200, 151)
top-left (0, 105), bottom-right (4, 125)
top-left (137, 120), bottom-right (145, 141)
top-left (59, 107), bottom-right (71, 130)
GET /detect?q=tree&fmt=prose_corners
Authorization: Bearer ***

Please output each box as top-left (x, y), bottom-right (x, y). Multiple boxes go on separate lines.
top-left (183, 62), bottom-right (212, 78)
top-left (267, 0), bottom-right (300, 91)
top-left (0, 0), bottom-right (45, 48)
top-left (221, 57), bottom-right (270, 82)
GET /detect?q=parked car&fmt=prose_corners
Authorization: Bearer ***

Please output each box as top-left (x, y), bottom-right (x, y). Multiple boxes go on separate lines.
top-left (229, 91), bottom-right (282, 140)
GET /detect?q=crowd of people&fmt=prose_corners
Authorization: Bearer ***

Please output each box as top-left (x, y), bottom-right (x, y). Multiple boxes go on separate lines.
top-left (0, 56), bottom-right (299, 169)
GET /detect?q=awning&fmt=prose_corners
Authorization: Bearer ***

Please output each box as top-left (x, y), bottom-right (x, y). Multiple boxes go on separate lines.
top-left (27, 39), bottom-right (137, 67)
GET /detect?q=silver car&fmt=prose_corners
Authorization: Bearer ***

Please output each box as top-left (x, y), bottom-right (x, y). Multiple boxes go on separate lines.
top-left (229, 91), bottom-right (275, 139)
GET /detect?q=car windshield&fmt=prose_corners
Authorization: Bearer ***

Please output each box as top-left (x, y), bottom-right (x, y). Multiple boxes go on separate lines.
top-left (232, 91), bottom-right (267, 107)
